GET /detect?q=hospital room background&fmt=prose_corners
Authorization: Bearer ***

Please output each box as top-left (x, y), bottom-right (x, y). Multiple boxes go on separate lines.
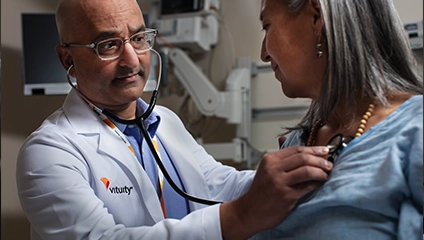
top-left (1, 0), bottom-right (422, 239)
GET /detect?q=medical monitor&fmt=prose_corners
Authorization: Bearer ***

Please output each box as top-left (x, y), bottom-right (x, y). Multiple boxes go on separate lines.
top-left (21, 13), bottom-right (71, 95)
top-left (161, 0), bottom-right (205, 15)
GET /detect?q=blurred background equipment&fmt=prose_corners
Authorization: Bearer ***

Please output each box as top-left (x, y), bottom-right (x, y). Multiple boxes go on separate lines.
top-left (149, 0), bottom-right (266, 168)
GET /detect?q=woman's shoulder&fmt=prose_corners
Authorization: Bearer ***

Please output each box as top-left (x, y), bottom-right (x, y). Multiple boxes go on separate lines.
top-left (404, 94), bottom-right (423, 110)
top-left (391, 94), bottom-right (422, 123)
top-left (281, 130), bottom-right (305, 149)
top-left (391, 94), bottom-right (422, 112)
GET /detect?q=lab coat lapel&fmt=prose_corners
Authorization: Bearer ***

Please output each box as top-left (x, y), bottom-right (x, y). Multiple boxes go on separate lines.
top-left (63, 89), bottom-right (165, 222)
top-left (97, 127), bottom-right (165, 222)
top-left (156, 117), bottom-right (211, 211)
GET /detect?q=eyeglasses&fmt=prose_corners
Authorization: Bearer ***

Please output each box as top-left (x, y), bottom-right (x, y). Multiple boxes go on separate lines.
top-left (62, 28), bottom-right (158, 61)
top-left (326, 134), bottom-right (353, 162)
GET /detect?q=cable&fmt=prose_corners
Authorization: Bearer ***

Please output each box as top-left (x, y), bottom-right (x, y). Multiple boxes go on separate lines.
top-left (139, 120), bottom-right (222, 205)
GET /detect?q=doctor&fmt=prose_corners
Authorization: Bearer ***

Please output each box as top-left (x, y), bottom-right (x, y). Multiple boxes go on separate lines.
top-left (16, 0), bottom-right (333, 239)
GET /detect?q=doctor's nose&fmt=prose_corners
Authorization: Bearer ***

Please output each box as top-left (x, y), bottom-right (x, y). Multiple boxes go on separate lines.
top-left (119, 42), bottom-right (142, 69)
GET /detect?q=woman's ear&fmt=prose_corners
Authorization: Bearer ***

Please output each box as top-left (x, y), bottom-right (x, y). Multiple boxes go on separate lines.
top-left (55, 44), bottom-right (74, 76)
top-left (308, 0), bottom-right (324, 36)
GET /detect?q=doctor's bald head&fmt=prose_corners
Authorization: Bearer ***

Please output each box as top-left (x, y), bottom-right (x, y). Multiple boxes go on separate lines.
top-left (55, 0), bottom-right (142, 44)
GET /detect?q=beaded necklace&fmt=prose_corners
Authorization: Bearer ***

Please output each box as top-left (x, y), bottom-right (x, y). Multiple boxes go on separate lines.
top-left (307, 102), bottom-right (376, 146)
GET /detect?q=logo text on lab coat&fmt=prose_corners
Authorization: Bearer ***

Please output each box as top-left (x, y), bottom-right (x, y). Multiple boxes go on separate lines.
top-left (101, 177), bottom-right (133, 195)
top-left (109, 186), bottom-right (134, 195)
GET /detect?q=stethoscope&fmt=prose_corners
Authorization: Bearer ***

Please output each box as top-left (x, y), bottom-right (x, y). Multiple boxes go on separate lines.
top-left (326, 133), bottom-right (352, 162)
top-left (295, 133), bottom-right (350, 205)
top-left (66, 48), bottom-right (221, 205)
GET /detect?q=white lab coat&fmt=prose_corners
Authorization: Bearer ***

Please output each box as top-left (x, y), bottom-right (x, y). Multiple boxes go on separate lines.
top-left (17, 89), bottom-right (255, 240)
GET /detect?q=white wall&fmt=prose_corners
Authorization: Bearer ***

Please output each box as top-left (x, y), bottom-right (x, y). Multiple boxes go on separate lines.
top-left (1, 0), bottom-right (422, 239)
top-left (393, 0), bottom-right (423, 22)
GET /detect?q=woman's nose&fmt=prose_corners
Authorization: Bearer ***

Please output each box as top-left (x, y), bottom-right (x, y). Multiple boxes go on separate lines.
top-left (260, 40), bottom-right (271, 62)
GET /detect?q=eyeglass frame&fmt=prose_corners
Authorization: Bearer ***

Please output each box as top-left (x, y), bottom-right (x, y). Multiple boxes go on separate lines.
top-left (62, 28), bottom-right (158, 61)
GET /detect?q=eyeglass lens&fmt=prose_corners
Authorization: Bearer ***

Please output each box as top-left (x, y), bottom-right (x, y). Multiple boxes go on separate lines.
top-left (96, 31), bottom-right (155, 59)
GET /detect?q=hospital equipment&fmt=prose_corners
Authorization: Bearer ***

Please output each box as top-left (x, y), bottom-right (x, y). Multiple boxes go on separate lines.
top-left (149, 0), bottom-right (263, 168)
top-left (404, 20), bottom-right (423, 49)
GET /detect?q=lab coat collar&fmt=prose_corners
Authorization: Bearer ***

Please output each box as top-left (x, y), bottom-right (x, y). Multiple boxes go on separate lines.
top-left (63, 89), bottom-right (101, 134)
top-left (64, 89), bottom-right (161, 135)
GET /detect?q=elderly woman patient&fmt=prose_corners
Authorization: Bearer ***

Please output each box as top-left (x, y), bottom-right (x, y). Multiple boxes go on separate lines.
top-left (252, 0), bottom-right (423, 239)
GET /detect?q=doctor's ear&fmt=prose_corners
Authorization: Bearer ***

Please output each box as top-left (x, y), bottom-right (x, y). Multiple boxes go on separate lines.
top-left (56, 44), bottom-right (74, 75)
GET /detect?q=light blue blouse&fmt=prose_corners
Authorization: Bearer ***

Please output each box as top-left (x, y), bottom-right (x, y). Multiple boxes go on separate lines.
top-left (252, 95), bottom-right (423, 240)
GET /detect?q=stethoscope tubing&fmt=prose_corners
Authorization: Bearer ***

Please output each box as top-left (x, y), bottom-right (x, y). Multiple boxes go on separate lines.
top-left (66, 49), bottom-right (221, 205)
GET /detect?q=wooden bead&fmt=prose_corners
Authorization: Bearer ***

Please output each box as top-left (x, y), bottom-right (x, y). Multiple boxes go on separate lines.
top-left (355, 101), bottom-right (376, 138)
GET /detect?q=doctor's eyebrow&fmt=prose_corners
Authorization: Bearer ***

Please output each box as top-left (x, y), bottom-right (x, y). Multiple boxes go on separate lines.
top-left (132, 25), bottom-right (146, 34)
top-left (91, 25), bottom-right (146, 42)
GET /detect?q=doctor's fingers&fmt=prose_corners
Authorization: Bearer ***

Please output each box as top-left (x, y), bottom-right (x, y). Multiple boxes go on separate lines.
top-left (282, 164), bottom-right (330, 187)
top-left (254, 155), bottom-right (330, 196)
top-left (255, 158), bottom-right (329, 191)
top-left (259, 146), bottom-right (332, 173)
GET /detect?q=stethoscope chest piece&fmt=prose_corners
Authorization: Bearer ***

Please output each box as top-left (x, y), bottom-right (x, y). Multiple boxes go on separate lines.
top-left (326, 134), bottom-right (352, 162)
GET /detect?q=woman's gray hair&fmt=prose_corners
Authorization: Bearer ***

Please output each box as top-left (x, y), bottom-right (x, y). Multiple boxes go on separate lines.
top-left (283, 0), bottom-right (423, 138)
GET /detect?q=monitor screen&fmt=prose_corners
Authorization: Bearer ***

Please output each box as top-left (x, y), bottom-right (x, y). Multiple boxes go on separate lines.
top-left (161, 0), bottom-right (204, 15)
top-left (21, 13), bottom-right (157, 95)
top-left (21, 13), bottom-right (72, 95)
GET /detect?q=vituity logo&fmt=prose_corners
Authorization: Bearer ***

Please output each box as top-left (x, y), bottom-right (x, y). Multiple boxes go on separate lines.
top-left (100, 177), bottom-right (134, 195)
top-left (100, 177), bottom-right (110, 189)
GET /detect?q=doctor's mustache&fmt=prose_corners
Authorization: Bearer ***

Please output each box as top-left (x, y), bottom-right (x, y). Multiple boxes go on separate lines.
top-left (115, 66), bottom-right (147, 79)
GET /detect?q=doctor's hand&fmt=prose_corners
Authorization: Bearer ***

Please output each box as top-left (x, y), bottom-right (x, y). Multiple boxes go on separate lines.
top-left (220, 146), bottom-right (332, 240)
